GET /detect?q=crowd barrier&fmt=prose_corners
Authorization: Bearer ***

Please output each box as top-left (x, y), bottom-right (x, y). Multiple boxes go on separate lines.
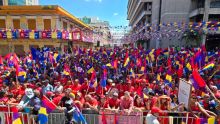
top-left (0, 105), bottom-right (216, 124)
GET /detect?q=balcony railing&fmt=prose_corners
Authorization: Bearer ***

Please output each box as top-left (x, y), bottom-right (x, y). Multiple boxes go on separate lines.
top-left (210, 1), bottom-right (220, 8)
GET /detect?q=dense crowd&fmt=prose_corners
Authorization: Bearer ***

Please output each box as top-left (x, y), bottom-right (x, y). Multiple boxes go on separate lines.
top-left (0, 46), bottom-right (219, 124)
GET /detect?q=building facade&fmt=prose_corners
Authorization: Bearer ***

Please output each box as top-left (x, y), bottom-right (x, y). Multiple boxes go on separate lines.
top-left (81, 17), bottom-right (111, 47)
top-left (127, 0), bottom-right (220, 49)
top-left (0, 5), bottom-right (93, 56)
top-left (1, 0), bottom-right (38, 5)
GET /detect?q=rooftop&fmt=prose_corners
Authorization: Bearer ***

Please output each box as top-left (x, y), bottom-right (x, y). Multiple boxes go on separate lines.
top-left (0, 5), bottom-right (92, 30)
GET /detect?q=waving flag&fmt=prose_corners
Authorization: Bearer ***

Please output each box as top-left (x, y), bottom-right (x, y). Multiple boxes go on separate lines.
top-left (124, 57), bottom-right (130, 67)
top-left (165, 70), bottom-right (172, 87)
top-left (38, 95), bottom-right (57, 124)
top-left (73, 105), bottom-right (87, 124)
top-left (38, 107), bottom-right (48, 124)
top-left (53, 53), bottom-right (61, 63)
top-left (12, 107), bottom-right (22, 124)
top-left (186, 62), bottom-right (192, 71)
top-left (100, 67), bottom-right (107, 88)
top-left (16, 65), bottom-right (26, 82)
top-left (192, 68), bottom-right (206, 88)
top-left (90, 70), bottom-right (97, 88)
top-left (87, 67), bottom-right (95, 74)
top-left (0, 56), bottom-right (3, 65)
top-left (202, 62), bottom-right (215, 71)
top-left (63, 64), bottom-right (70, 76)
top-left (130, 68), bottom-right (135, 78)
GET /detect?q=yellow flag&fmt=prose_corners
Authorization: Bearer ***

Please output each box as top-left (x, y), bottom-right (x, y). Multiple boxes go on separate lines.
top-left (69, 33), bottom-right (72, 40)
top-left (208, 117), bottom-right (215, 124)
top-left (7, 31), bottom-right (12, 39)
top-left (29, 31), bottom-right (35, 39)
top-left (52, 32), bottom-right (57, 39)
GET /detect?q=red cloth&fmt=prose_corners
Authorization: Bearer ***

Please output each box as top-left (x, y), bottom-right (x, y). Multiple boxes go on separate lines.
top-left (108, 98), bottom-right (120, 109)
top-left (120, 96), bottom-right (133, 110)
top-left (52, 94), bottom-right (64, 106)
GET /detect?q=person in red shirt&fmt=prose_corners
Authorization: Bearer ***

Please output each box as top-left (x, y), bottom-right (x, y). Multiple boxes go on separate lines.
top-left (63, 80), bottom-right (73, 90)
top-left (52, 90), bottom-right (64, 106)
top-left (84, 95), bottom-right (98, 110)
top-left (133, 95), bottom-right (145, 112)
top-left (80, 78), bottom-right (95, 95)
top-left (74, 92), bottom-right (85, 110)
top-left (97, 95), bottom-right (109, 111)
top-left (108, 92), bottom-right (120, 111)
top-left (70, 79), bottom-right (81, 94)
top-left (120, 91), bottom-right (133, 114)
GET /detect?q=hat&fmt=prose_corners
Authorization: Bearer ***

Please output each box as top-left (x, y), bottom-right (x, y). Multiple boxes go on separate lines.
top-left (70, 93), bottom-right (75, 98)
top-left (25, 88), bottom-right (34, 99)
top-left (111, 83), bottom-right (116, 86)
top-left (108, 79), bottom-right (113, 83)
top-left (124, 91), bottom-right (130, 96)
top-left (46, 91), bottom-right (54, 96)
top-left (151, 107), bottom-right (163, 115)
top-left (113, 92), bottom-right (118, 96)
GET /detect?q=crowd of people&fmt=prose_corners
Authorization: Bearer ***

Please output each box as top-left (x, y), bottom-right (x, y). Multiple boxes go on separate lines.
top-left (0, 45), bottom-right (219, 124)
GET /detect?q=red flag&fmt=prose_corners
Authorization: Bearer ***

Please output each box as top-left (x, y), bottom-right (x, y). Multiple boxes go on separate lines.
top-left (177, 65), bottom-right (183, 78)
top-left (113, 59), bottom-right (118, 69)
top-left (101, 112), bottom-right (107, 124)
top-left (114, 114), bottom-right (119, 124)
top-left (192, 68), bottom-right (206, 88)
top-left (90, 71), bottom-right (96, 81)
top-left (0, 56), bottom-right (3, 65)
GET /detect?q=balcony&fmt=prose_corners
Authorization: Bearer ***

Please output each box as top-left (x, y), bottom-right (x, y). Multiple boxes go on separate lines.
top-left (210, 0), bottom-right (220, 8)
top-left (129, 1), bottom-right (152, 26)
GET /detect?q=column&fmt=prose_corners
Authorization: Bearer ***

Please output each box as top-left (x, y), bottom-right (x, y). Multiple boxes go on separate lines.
top-left (202, 0), bottom-right (210, 45)
top-left (36, 16), bottom-right (44, 30)
top-left (51, 16), bottom-right (57, 30)
top-left (20, 16), bottom-right (27, 29)
top-left (6, 15), bottom-right (13, 29)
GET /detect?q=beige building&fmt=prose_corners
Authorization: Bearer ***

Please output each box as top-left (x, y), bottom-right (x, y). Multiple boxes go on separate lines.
top-left (80, 17), bottom-right (111, 47)
top-left (0, 5), bottom-right (93, 56)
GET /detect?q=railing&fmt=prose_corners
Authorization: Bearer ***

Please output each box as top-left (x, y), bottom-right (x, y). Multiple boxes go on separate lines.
top-left (0, 105), bottom-right (218, 124)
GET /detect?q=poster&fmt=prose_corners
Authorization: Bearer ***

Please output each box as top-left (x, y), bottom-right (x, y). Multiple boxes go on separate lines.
top-left (178, 78), bottom-right (192, 109)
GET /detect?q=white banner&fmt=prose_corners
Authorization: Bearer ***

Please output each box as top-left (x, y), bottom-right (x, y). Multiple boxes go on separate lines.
top-left (178, 78), bottom-right (192, 109)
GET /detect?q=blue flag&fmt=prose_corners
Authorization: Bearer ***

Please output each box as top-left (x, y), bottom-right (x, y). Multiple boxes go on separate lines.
top-left (73, 106), bottom-right (87, 124)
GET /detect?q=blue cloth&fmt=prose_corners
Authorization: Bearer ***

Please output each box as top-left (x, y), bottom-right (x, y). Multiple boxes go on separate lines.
top-left (42, 84), bottom-right (54, 95)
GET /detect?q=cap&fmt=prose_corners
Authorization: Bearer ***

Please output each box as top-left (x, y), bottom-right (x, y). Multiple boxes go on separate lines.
top-left (113, 92), bottom-right (119, 96)
top-left (46, 91), bottom-right (55, 96)
top-left (151, 107), bottom-right (163, 115)
top-left (70, 93), bottom-right (75, 98)
top-left (124, 91), bottom-right (130, 96)
top-left (25, 88), bottom-right (34, 99)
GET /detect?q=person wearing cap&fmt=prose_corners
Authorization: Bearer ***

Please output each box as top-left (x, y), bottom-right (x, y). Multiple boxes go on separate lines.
top-left (108, 92), bottom-right (120, 111)
top-left (96, 95), bottom-right (109, 111)
top-left (18, 88), bottom-right (35, 109)
top-left (54, 81), bottom-right (63, 94)
top-left (42, 79), bottom-right (54, 95)
top-left (107, 82), bottom-right (119, 98)
top-left (133, 95), bottom-right (145, 112)
top-left (120, 91), bottom-right (134, 114)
